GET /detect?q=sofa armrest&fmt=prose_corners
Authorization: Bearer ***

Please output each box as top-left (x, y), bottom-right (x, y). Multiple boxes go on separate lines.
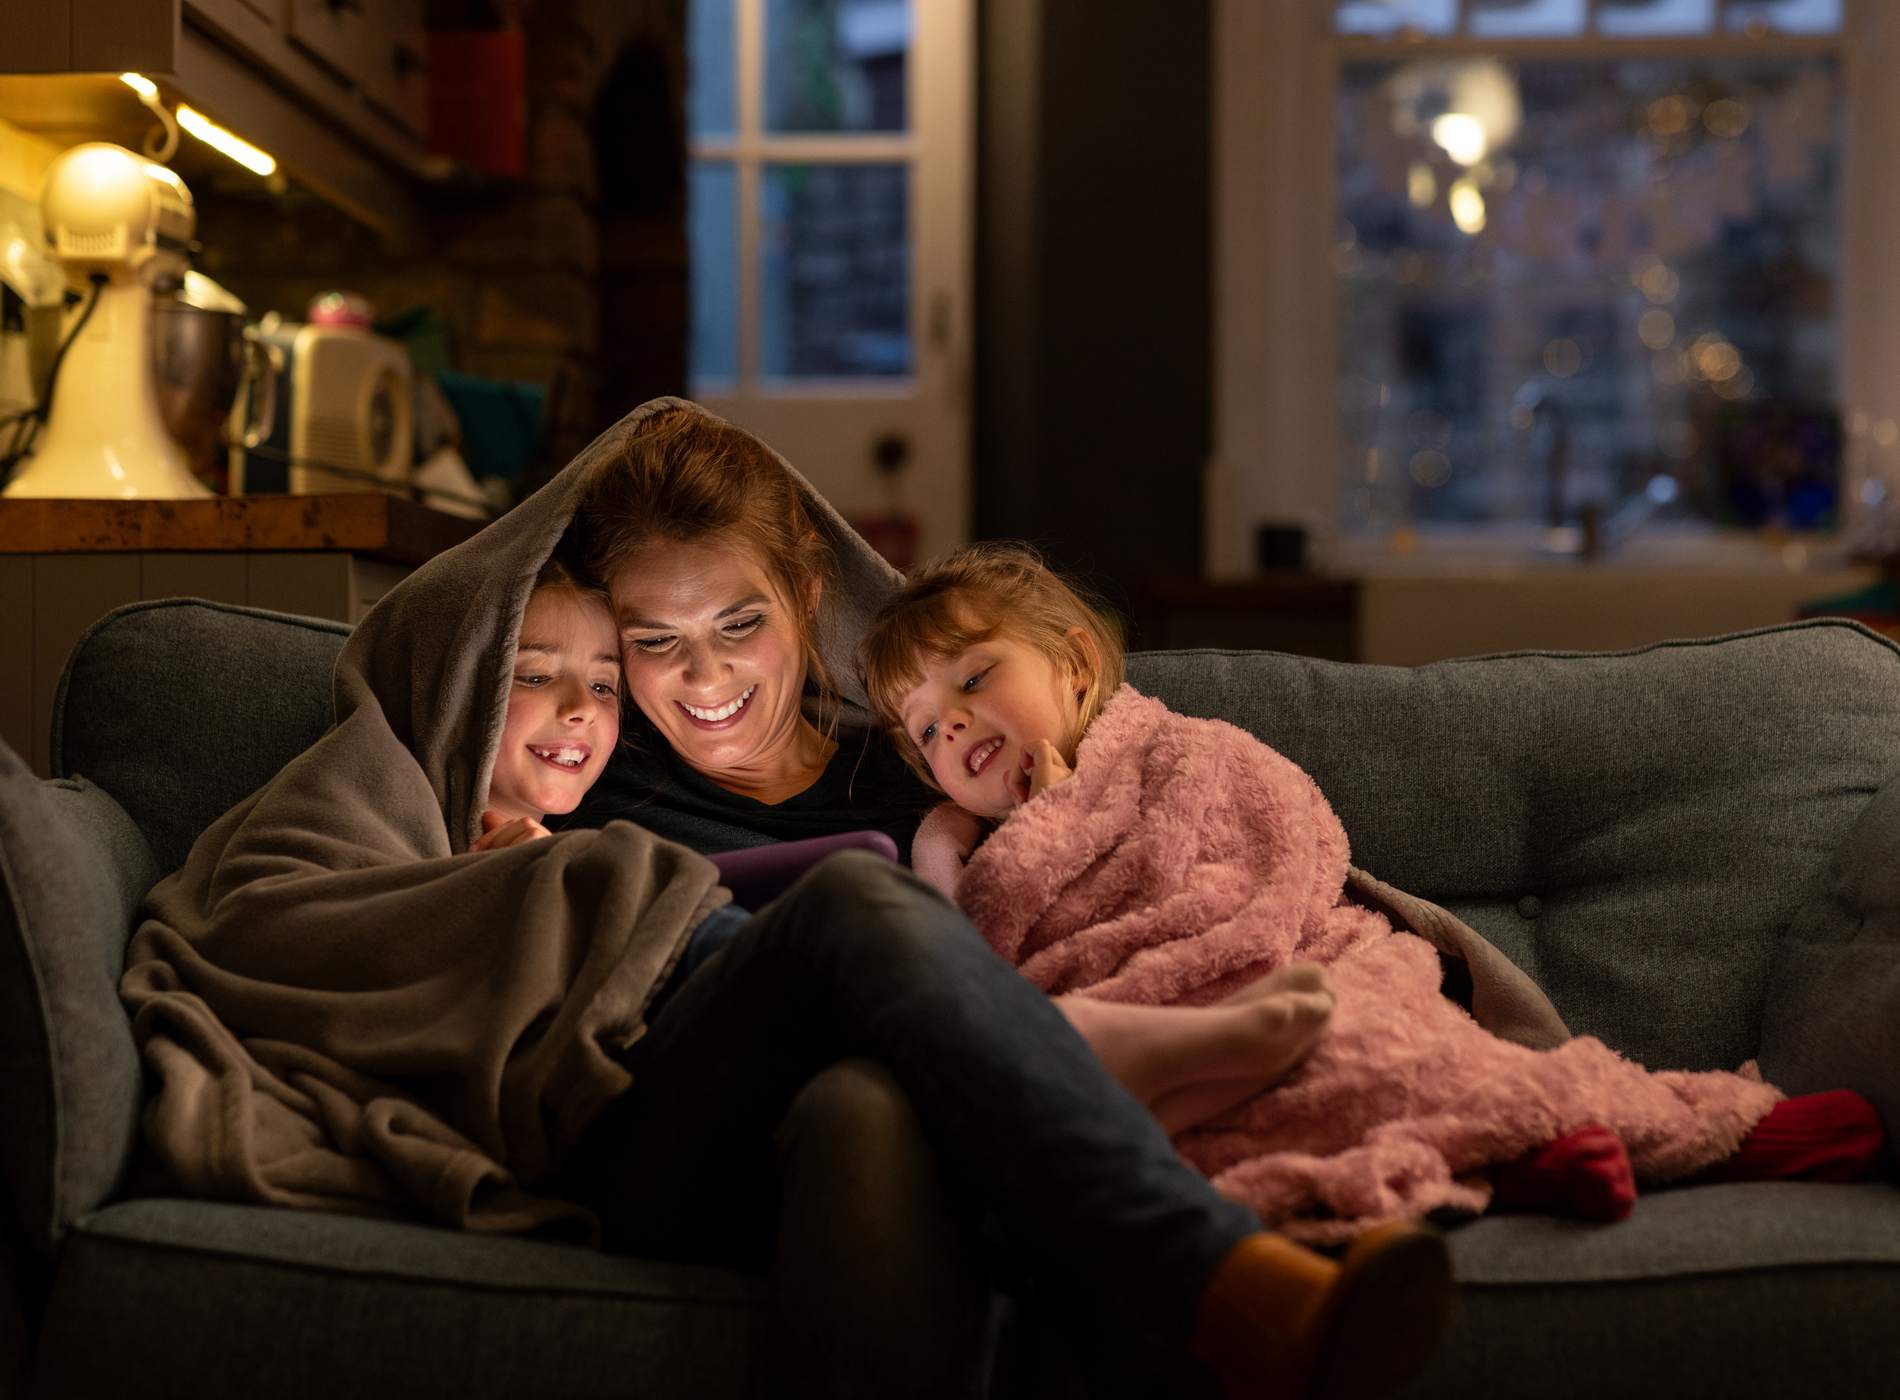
top-left (1759, 775), bottom-right (1900, 1144)
top-left (0, 740), bottom-right (159, 1257)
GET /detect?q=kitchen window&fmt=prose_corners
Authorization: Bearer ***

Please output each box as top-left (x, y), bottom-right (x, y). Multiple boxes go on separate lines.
top-left (1208, 0), bottom-right (1897, 572)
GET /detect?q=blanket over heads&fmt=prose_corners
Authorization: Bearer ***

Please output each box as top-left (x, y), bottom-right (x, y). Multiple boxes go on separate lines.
top-left (950, 685), bottom-right (1783, 1242)
top-left (118, 397), bottom-right (899, 1235)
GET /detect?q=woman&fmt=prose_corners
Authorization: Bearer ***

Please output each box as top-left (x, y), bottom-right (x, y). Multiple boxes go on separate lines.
top-left (554, 402), bottom-right (1451, 1399)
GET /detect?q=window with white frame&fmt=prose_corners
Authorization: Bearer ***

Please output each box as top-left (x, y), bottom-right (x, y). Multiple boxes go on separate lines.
top-left (1205, 0), bottom-right (1900, 572)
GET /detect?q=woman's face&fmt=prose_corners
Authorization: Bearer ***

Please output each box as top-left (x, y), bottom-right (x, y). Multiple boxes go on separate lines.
top-left (609, 536), bottom-right (817, 784)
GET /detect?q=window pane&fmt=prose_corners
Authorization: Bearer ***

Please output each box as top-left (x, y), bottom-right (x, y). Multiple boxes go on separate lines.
top-left (1335, 1), bottom-right (1459, 37)
top-left (1468, 0), bottom-right (1588, 39)
top-left (688, 0), bottom-right (736, 138)
top-left (761, 163), bottom-right (909, 378)
top-left (1723, 0), bottom-right (1841, 35)
top-left (1335, 56), bottom-right (1843, 535)
top-left (765, 0), bottom-right (909, 134)
top-left (1594, 0), bottom-right (1715, 36)
top-left (689, 162), bottom-right (738, 384)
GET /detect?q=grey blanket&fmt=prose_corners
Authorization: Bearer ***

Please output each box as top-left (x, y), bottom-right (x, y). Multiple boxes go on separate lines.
top-left (117, 397), bottom-right (890, 1233)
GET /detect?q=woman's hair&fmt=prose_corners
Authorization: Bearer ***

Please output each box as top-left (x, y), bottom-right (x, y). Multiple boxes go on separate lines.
top-left (575, 406), bottom-right (841, 734)
top-left (860, 542), bottom-right (1126, 788)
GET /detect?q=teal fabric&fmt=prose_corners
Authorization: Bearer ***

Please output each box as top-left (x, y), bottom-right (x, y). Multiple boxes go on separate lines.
top-left (0, 744), bottom-right (158, 1254)
top-left (1130, 621), bottom-right (1900, 1073)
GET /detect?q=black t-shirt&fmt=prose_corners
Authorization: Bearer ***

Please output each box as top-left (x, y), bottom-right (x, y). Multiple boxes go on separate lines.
top-left (556, 720), bottom-right (937, 860)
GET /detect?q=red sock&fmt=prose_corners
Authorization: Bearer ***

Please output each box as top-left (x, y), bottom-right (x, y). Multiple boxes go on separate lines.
top-left (1699, 1090), bottom-right (1887, 1184)
top-left (1492, 1124), bottom-right (1636, 1222)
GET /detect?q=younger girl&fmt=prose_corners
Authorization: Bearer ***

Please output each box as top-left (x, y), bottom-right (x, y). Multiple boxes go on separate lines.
top-left (861, 543), bottom-right (1887, 1237)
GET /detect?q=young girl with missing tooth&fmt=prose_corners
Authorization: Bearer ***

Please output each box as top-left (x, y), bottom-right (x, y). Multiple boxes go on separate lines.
top-left (470, 555), bottom-right (626, 851)
top-left (860, 542), bottom-right (1885, 1237)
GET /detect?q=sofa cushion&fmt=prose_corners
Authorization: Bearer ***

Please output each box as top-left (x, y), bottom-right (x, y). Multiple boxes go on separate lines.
top-left (34, 1199), bottom-right (766, 1400)
top-left (1130, 621), bottom-right (1900, 1074)
top-left (52, 598), bottom-right (349, 876)
top-left (0, 744), bottom-right (158, 1255)
top-left (1758, 774), bottom-right (1900, 1139)
top-left (1417, 1182), bottom-right (1900, 1398)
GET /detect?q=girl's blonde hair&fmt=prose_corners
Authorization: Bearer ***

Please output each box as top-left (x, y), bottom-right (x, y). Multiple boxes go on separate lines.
top-left (575, 406), bottom-right (841, 736)
top-left (860, 542), bottom-right (1126, 788)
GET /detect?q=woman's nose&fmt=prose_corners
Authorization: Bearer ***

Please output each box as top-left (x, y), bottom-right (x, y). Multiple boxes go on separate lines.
top-left (678, 641), bottom-right (724, 687)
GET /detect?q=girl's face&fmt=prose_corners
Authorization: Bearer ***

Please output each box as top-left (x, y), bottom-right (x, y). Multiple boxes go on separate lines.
top-left (609, 536), bottom-right (819, 786)
top-left (490, 586), bottom-right (622, 823)
top-left (898, 632), bottom-right (1085, 822)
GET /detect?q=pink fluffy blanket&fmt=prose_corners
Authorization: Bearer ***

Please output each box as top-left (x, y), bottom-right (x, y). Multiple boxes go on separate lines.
top-left (941, 685), bottom-right (1780, 1240)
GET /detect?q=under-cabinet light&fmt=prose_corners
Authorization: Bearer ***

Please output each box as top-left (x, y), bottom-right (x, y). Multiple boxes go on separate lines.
top-left (176, 104), bottom-right (277, 177)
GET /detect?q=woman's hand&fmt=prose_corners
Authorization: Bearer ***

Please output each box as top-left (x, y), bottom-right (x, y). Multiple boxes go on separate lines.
top-left (1022, 740), bottom-right (1074, 804)
top-left (472, 810), bottom-right (552, 851)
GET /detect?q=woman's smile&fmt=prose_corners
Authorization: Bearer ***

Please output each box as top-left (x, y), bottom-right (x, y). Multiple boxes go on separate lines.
top-left (678, 684), bottom-right (758, 727)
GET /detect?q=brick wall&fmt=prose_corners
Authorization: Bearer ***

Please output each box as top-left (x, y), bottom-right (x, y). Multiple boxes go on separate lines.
top-left (193, 0), bottom-right (687, 488)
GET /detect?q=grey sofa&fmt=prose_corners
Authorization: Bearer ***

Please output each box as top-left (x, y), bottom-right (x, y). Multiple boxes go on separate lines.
top-left (3, 598), bottom-right (1898, 1399)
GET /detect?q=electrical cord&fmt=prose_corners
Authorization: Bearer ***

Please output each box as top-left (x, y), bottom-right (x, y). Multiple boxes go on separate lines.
top-left (238, 441), bottom-right (496, 515)
top-left (0, 274), bottom-right (104, 490)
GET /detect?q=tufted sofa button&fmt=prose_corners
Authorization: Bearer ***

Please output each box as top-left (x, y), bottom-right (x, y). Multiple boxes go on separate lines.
top-left (1517, 895), bottom-right (1543, 919)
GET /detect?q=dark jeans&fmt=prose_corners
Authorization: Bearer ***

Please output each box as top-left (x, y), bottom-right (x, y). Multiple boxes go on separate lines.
top-left (563, 851), bottom-right (1258, 1398)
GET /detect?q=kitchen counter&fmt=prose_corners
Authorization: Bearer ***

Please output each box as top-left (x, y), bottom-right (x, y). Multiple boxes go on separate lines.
top-left (0, 493), bottom-right (482, 562)
top-left (0, 494), bottom-right (488, 776)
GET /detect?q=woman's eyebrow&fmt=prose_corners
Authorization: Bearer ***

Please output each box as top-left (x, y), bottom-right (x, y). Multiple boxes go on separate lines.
top-left (516, 641), bottom-right (557, 655)
top-left (619, 593), bottom-right (770, 630)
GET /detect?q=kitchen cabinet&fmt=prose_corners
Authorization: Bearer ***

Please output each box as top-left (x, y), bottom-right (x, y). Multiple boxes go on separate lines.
top-left (0, 493), bottom-right (481, 776)
top-left (0, 0), bottom-right (179, 74)
top-left (284, 0), bottom-right (367, 85)
top-left (0, 0), bottom-right (436, 241)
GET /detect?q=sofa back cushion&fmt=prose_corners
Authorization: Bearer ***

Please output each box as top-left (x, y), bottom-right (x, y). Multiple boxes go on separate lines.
top-left (0, 745), bottom-right (159, 1253)
top-left (53, 599), bottom-right (350, 876)
top-left (1129, 620), bottom-right (1900, 1074)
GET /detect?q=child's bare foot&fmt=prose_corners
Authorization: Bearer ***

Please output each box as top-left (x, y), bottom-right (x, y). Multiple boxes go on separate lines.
top-left (1151, 989), bottom-right (1335, 1135)
top-left (1218, 962), bottom-right (1331, 1006)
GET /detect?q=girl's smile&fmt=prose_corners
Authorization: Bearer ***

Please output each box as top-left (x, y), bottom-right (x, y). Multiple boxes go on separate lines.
top-left (900, 635), bottom-right (1085, 821)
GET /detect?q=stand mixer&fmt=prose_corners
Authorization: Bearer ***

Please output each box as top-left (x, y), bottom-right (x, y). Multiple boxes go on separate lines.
top-left (2, 142), bottom-right (210, 499)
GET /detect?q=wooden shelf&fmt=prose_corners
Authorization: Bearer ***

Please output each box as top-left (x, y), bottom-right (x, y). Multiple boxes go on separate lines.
top-left (0, 493), bottom-right (485, 564)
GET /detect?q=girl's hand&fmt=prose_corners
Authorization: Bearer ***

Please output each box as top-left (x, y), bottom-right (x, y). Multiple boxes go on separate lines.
top-left (472, 811), bottom-right (552, 851)
top-left (1022, 740), bottom-right (1074, 803)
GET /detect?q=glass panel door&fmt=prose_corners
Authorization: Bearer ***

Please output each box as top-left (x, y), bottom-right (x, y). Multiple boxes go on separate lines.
top-left (686, 0), bottom-right (973, 564)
